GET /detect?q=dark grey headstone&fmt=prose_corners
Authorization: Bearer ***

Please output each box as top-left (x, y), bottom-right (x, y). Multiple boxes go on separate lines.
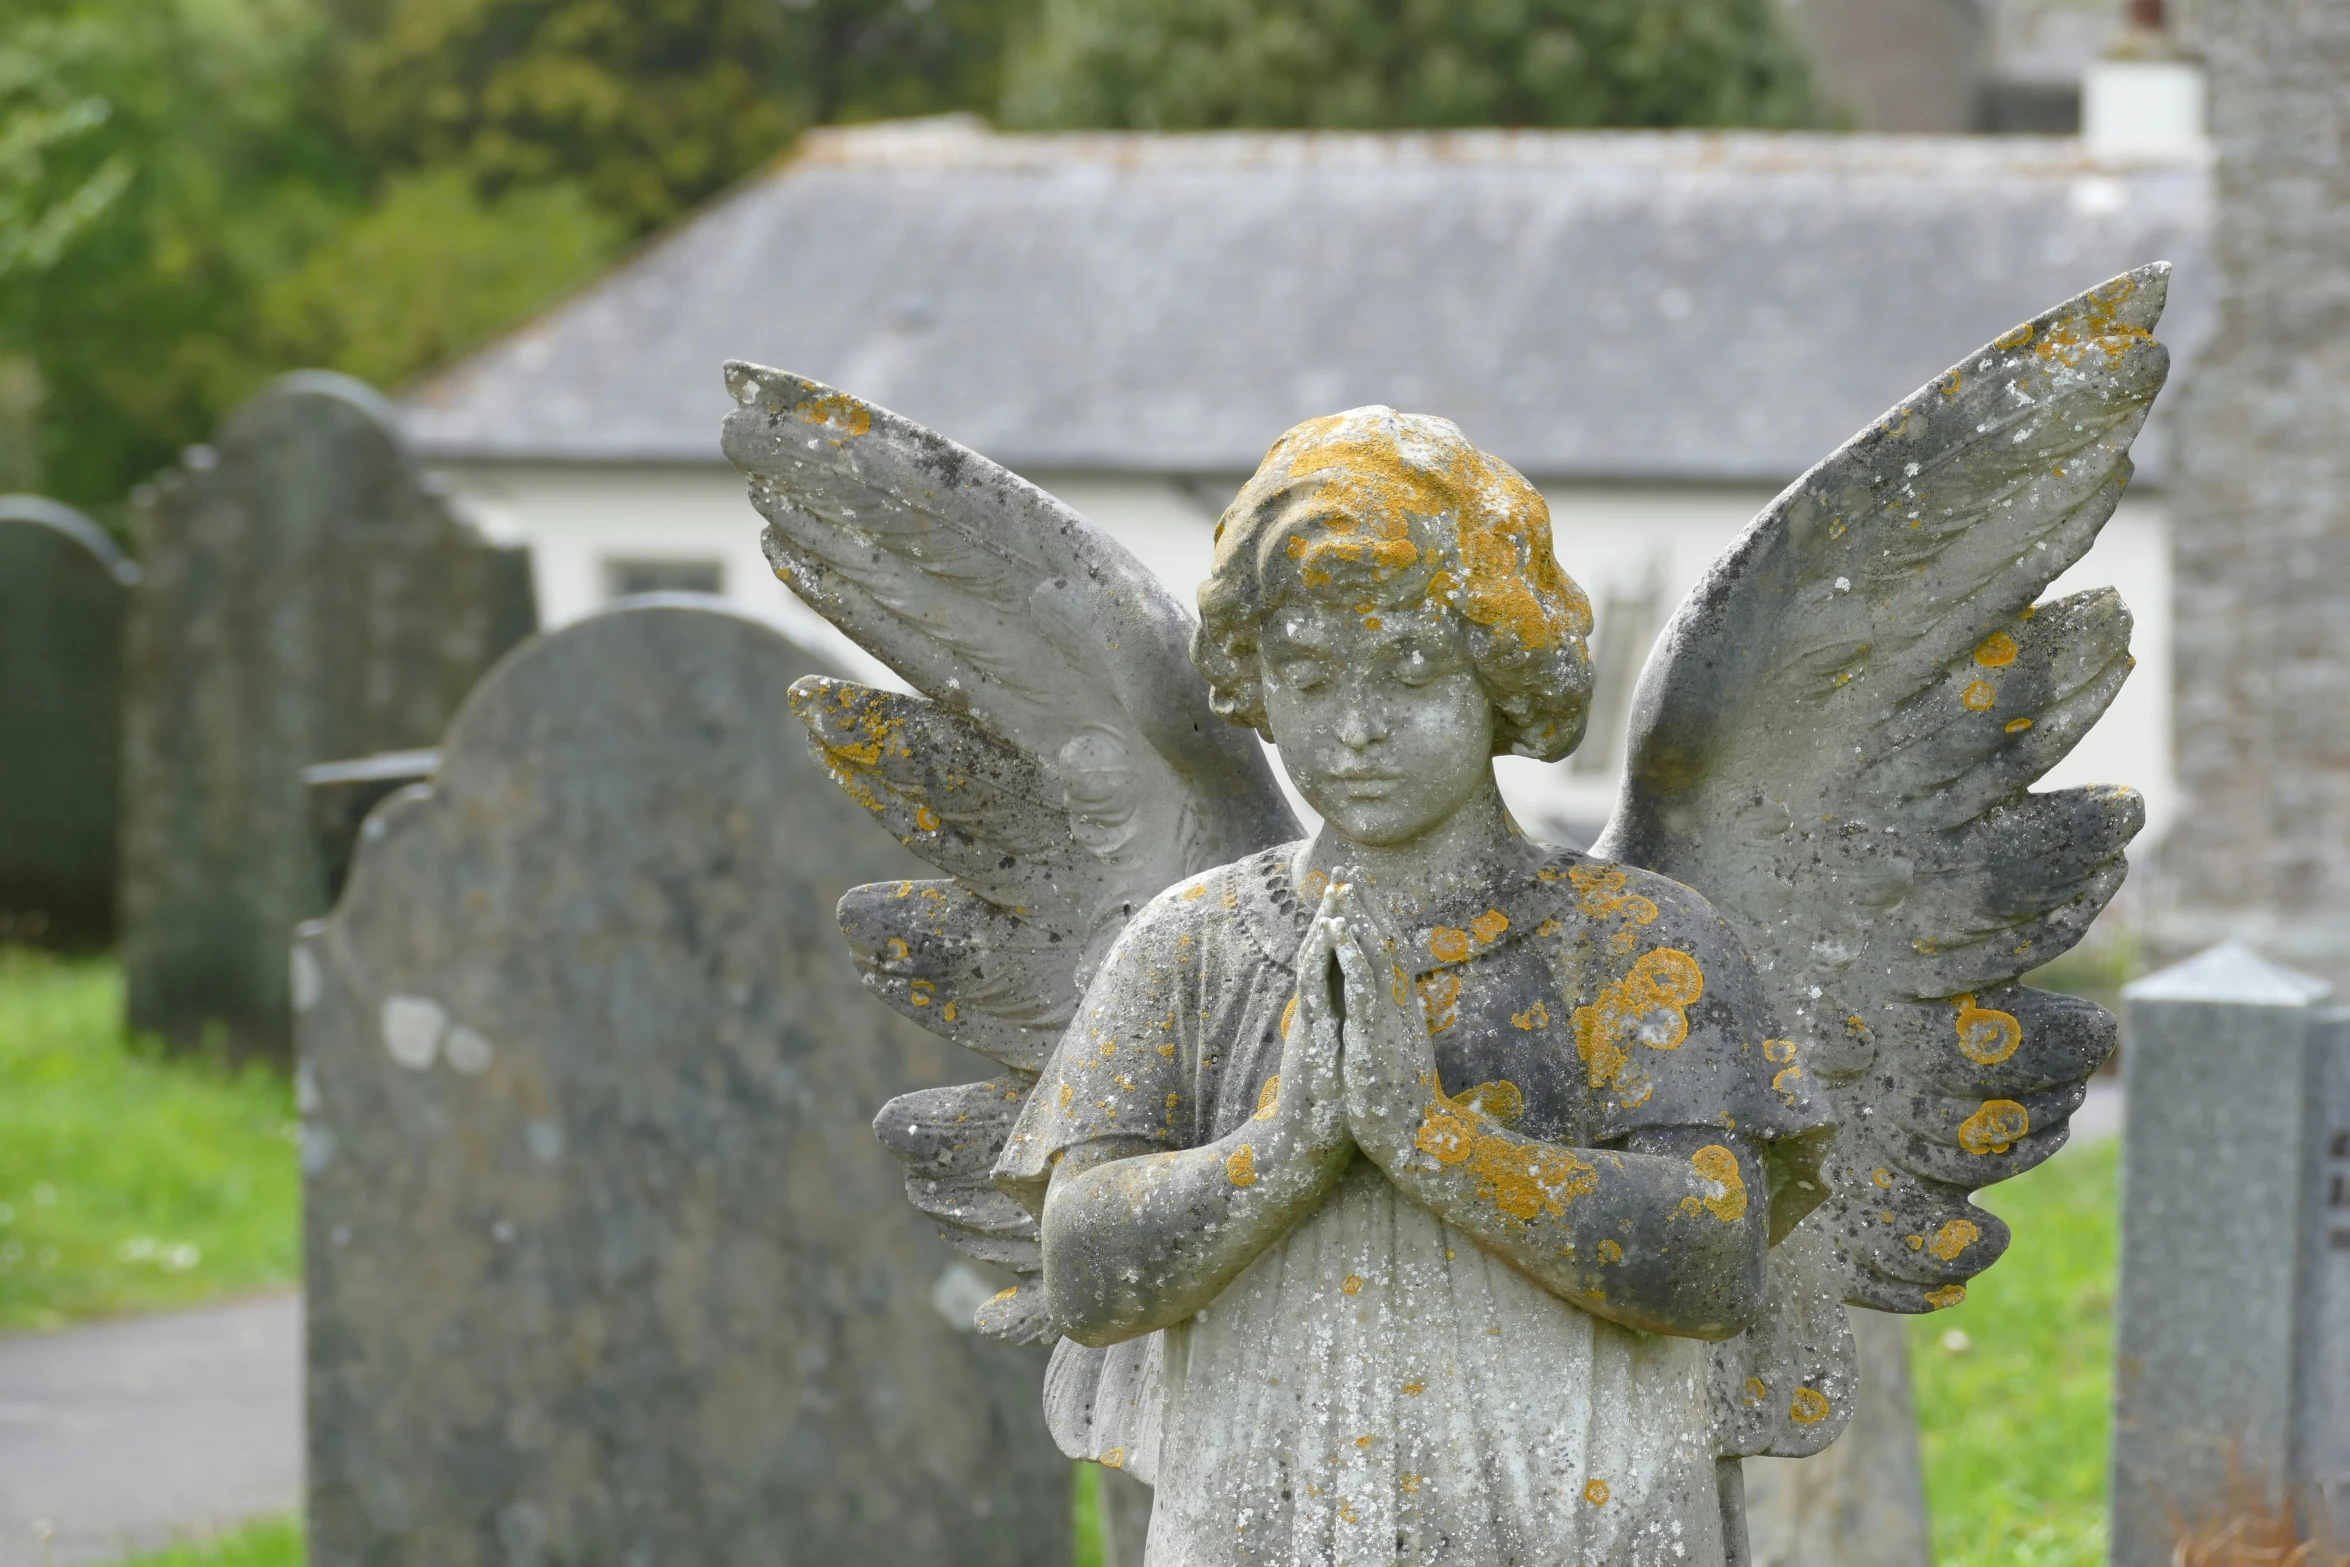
top-left (121, 372), bottom-right (535, 1060)
top-left (297, 600), bottom-right (1067, 1566)
top-left (0, 496), bottom-right (136, 947)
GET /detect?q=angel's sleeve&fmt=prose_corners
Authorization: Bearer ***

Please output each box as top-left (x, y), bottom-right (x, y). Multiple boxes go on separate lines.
top-left (995, 887), bottom-right (1207, 1213)
top-left (1580, 872), bottom-right (1835, 1228)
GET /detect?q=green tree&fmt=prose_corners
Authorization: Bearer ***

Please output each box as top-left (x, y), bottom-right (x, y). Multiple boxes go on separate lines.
top-left (331, 0), bottom-right (1025, 231)
top-left (1003, 0), bottom-right (1819, 130)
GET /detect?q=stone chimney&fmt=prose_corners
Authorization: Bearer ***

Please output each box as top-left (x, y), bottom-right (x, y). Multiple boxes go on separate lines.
top-left (2083, 0), bottom-right (2207, 161)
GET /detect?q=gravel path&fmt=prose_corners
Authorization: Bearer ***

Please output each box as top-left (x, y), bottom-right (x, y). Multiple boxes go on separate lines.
top-left (0, 1292), bottom-right (299, 1566)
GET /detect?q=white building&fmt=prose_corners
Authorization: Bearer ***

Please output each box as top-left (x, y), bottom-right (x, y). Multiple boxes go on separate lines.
top-left (401, 116), bottom-right (2210, 844)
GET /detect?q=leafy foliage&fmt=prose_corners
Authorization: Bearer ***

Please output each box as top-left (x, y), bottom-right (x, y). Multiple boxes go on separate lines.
top-left (2, 0), bottom-right (1818, 512)
top-left (331, 0), bottom-right (1019, 231)
top-left (1003, 0), bottom-right (1819, 130)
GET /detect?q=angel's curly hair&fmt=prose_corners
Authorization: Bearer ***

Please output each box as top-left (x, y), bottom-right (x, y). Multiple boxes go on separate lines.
top-left (1190, 407), bottom-right (1596, 762)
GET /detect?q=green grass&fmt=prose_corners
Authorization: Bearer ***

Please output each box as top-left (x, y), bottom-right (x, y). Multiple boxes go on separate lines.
top-left (112, 1518), bottom-right (304, 1567)
top-left (1910, 1136), bottom-right (2120, 1567)
top-left (0, 947), bottom-right (299, 1331)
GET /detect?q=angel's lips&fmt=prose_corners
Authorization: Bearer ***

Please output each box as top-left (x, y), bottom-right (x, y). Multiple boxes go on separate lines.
top-left (1326, 775), bottom-right (1403, 799)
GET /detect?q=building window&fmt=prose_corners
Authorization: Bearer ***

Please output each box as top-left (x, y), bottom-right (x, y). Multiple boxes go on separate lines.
top-left (605, 558), bottom-right (723, 600)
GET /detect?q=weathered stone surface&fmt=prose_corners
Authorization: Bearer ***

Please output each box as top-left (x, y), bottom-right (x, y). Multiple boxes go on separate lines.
top-left (0, 496), bottom-right (136, 947)
top-left (298, 600), bottom-right (1066, 1567)
top-left (2111, 943), bottom-right (2332, 1565)
top-left (2157, 0), bottom-right (2350, 984)
top-left (122, 372), bottom-right (534, 1060)
top-left (1742, 1310), bottom-right (1931, 1567)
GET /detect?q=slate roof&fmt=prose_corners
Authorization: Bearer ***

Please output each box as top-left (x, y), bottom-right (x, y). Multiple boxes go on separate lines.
top-left (400, 116), bottom-right (2213, 485)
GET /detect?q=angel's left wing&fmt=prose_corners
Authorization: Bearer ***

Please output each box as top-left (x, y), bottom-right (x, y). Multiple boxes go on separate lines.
top-left (1596, 265), bottom-right (2170, 1447)
top-left (721, 366), bottom-right (1298, 1352)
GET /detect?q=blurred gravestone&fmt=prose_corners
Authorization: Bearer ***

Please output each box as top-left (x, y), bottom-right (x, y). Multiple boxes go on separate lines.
top-left (297, 600), bottom-right (1066, 1566)
top-left (120, 372), bottom-right (534, 1061)
top-left (0, 496), bottom-right (137, 947)
top-left (2111, 943), bottom-right (2334, 1563)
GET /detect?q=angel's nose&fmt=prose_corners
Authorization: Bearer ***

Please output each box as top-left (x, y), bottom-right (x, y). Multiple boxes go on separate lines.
top-left (1335, 700), bottom-right (1386, 749)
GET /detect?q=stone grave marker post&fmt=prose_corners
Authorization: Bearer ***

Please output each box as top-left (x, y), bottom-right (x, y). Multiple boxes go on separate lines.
top-left (298, 599), bottom-right (1067, 1565)
top-left (0, 496), bottom-right (138, 947)
top-left (2111, 942), bottom-right (2333, 1564)
top-left (121, 371), bottom-right (533, 1061)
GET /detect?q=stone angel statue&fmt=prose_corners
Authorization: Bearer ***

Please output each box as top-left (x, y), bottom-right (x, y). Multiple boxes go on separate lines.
top-left (719, 264), bottom-right (2170, 1566)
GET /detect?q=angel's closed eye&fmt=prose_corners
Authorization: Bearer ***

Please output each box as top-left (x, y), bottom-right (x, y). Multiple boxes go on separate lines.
top-left (1274, 658), bottom-right (1332, 691)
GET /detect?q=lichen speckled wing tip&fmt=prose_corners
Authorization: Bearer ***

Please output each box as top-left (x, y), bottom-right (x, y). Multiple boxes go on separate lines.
top-left (1595, 266), bottom-right (2169, 1329)
top-left (723, 363), bottom-right (1299, 1343)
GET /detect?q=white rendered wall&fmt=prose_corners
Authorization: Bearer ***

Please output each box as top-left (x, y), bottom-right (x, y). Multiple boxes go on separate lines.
top-left (433, 459), bottom-right (2176, 849)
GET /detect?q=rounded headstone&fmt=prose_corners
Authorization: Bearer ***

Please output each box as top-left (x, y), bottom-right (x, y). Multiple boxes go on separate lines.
top-left (298, 600), bottom-right (1066, 1565)
top-left (0, 495), bottom-right (136, 946)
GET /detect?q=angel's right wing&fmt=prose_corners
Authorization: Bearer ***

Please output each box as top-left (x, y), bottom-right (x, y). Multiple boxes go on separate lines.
top-left (720, 367), bottom-right (1298, 1346)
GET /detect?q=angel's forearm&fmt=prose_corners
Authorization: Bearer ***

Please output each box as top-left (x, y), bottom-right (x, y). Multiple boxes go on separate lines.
top-left (1041, 1124), bottom-right (1351, 1346)
top-left (1373, 1118), bottom-right (1767, 1340)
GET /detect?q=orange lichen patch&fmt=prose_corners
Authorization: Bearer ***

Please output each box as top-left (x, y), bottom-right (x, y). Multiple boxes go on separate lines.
top-left (1995, 322), bottom-right (2035, 351)
top-left (1574, 948), bottom-right (1705, 1089)
top-left (1958, 1099), bottom-right (2030, 1155)
top-left (886, 937), bottom-right (909, 962)
top-left (1417, 970), bottom-right (1462, 1035)
top-left (1458, 1080), bottom-right (1524, 1124)
top-left (1399, 1474), bottom-right (1423, 1494)
top-left (1402, 1381), bottom-right (1424, 1396)
top-left (1280, 993), bottom-right (1300, 1039)
top-left (1059, 1083), bottom-right (1074, 1109)
top-left (1771, 1064), bottom-right (1804, 1100)
top-left (1925, 1284), bottom-right (1968, 1310)
top-left (1470, 909), bottom-right (1510, 945)
top-left (1952, 995), bottom-right (2024, 1065)
top-left (2005, 717), bottom-right (2034, 734)
top-left (1567, 864), bottom-right (1661, 926)
top-left (796, 392), bottom-right (872, 440)
top-left (913, 805), bottom-right (940, 832)
top-left (1743, 1377), bottom-right (1769, 1407)
top-left (1181, 883), bottom-right (1208, 902)
top-left (1939, 370), bottom-right (1963, 397)
top-left (941, 1002), bottom-right (958, 1023)
top-left (1226, 1145), bottom-right (1258, 1187)
top-left (1341, 1274), bottom-right (1364, 1295)
top-left (2033, 274), bottom-right (2155, 368)
top-left (1789, 1387), bottom-right (1832, 1426)
top-left (1413, 1093), bottom-right (1596, 1220)
top-left (1681, 1144), bottom-right (1748, 1223)
top-left (1511, 1001), bottom-right (1550, 1032)
top-left (1584, 1480), bottom-right (1612, 1506)
top-left (1871, 1167), bottom-right (1894, 1189)
top-left (1907, 1233), bottom-right (1925, 1250)
top-left (1975, 631), bottom-right (2019, 667)
top-left (1255, 1075), bottom-right (1282, 1121)
top-left (1100, 1447), bottom-right (1125, 1469)
top-left (1597, 1239), bottom-right (1623, 1263)
top-left (1962, 680), bottom-right (1997, 711)
top-left (1763, 1038), bottom-right (1797, 1064)
top-left (1429, 927), bottom-right (1473, 964)
top-left (1929, 1218), bottom-right (1982, 1261)
top-left (909, 980), bottom-right (934, 1007)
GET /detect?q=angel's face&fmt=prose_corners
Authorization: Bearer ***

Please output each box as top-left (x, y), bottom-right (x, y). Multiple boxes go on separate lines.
top-left (1258, 597), bottom-right (1495, 847)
